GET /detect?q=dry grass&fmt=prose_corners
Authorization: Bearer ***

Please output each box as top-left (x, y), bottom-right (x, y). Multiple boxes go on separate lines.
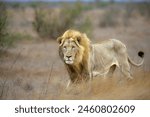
top-left (59, 72), bottom-right (150, 100)
top-left (0, 40), bottom-right (150, 100)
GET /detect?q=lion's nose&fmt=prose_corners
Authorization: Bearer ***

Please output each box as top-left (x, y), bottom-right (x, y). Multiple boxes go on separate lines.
top-left (66, 55), bottom-right (72, 59)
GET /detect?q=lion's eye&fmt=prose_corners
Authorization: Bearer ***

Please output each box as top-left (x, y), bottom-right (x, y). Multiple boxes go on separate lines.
top-left (72, 46), bottom-right (75, 49)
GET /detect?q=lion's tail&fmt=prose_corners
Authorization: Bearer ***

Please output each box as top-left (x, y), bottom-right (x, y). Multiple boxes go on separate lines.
top-left (128, 51), bottom-right (144, 67)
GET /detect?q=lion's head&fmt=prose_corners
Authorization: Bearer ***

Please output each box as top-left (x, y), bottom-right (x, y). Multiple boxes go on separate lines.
top-left (57, 30), bottom-right (90, 65)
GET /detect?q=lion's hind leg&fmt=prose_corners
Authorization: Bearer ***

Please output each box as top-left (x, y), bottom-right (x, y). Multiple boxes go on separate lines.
top-left (107, 65), bottom-right (116, 78)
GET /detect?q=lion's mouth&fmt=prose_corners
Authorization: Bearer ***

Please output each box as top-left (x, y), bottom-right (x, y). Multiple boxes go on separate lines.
top-left (65, 60), bottom-right (73, 64)
top-left (64, 56), bottom-right (74, 64)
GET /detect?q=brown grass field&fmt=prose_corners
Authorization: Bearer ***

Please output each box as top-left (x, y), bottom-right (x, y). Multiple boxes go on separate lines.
top-left (0, 2), bottom-right (150, 99)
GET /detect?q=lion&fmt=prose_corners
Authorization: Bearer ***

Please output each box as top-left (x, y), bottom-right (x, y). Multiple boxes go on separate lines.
top-left (57, 29), bottom-right (144, 86)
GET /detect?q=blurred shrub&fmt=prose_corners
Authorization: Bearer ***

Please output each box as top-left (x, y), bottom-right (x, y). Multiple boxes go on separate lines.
top-left (0, 2), bottom-right (30, 48)
top-left (124, 3), bottom-right (150, 20)
top-left (136, 3), bottom-right (150, 19)
top-left (0, 2), bottom-right (8, 47)
top-left (94, 1), bottom-right (110, 8)
top-left (33, 3), bottom-right (84, 39)
top-left (74, 17), bottom-right (92, 38)
top-left (99, 9), bottom-right (119, 27)
top-left (123, 3), bottom-right (150, 26)
top-left (1, 33), bottom-right (33, 48)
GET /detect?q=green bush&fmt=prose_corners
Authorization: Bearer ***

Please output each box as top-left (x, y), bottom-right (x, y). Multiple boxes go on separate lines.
top-left (33, 3), bottom-right (84, 39)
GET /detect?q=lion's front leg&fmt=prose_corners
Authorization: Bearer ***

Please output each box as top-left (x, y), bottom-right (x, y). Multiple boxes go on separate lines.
top-left (81, 69), bottom-right (92, 81)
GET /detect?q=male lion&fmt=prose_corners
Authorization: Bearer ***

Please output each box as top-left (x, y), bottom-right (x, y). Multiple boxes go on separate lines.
top-left (57, 30), bottom-right (144, 86)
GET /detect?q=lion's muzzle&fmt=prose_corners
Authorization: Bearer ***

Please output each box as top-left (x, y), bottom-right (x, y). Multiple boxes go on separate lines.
top-left (64, 55), bottom-right (74, 64)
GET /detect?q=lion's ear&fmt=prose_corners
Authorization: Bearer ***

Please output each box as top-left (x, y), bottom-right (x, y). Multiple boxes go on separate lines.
top-left (76, 36), bottom-right (81, 44)
top-left (57, 37), bottom-right (63, 45)
top-left (76, 33), bottom-right (87, 44)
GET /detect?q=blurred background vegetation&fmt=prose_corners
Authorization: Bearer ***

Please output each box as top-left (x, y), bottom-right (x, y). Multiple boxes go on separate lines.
top-left (0, 2), bottom-right (32, 48)
top-left (0, 0), bottom-right (150, 47)
top-left (32, 2), bottom-right (92, 39)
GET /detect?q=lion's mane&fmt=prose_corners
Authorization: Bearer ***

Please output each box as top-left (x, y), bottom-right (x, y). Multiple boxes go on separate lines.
top-left (57, 30), bottom-right (91, 83)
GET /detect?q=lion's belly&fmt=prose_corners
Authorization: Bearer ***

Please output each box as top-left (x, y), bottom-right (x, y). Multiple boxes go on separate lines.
top-left (91, 43), bottom-right (119, 74)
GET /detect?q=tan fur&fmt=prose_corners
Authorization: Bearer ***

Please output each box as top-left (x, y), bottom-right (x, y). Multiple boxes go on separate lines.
top-left (57, 30), bottom-right (144, 85)
top-left (91, 39), bottom-right (144, 79)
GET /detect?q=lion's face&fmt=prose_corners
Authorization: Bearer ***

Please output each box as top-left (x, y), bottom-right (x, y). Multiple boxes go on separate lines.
top-left (57, 30), bottom-right (89, 65)
top-left (61, 38), bottom-right (79, 65)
